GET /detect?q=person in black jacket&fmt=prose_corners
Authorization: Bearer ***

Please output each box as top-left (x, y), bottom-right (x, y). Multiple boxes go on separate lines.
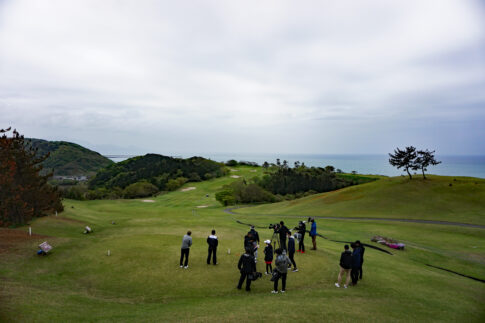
top-left (356, 240), bottom-right (365, 279)
top-left (278, 221), bottom-right (289, 251)
top-left (335, 244), bottom-right (352, 288)
top-left (207, 230), bottom-right (218, 265)
top-left (350, 242), bottom-right (362, 286)
top-left (297, 221), bottom-right (306, 253)
top-left (248, 226), bottom-right (260, 244)
top-left (263, 240), bottom-right (273, 274)
top-left (237, 247), bottom-right (256, 291)
top-left (287, 231), bottom-right (298, 272)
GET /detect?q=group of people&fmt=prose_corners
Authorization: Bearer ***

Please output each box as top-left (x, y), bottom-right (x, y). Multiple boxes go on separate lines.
top-left (178, 219), bottom-right (367, 293)
top-left (335, 240), bottom-right (365, 288)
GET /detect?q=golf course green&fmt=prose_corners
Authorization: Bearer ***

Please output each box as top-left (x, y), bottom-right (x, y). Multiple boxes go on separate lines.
top-left (1, 166), bottom-right (484, 322)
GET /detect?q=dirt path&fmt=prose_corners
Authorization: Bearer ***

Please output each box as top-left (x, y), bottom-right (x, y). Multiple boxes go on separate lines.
top-left (223, 207), bottom-right (485, 229)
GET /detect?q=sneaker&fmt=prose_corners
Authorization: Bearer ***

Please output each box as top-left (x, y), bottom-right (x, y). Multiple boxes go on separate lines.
top-left (271, 290), bottom-right (278, 294)
top-left (265, 272), bottom-right (269, 275)
top-left (292, 268), bottom-right (299, 272)
top-left (237, 286), bottom-right (242, 290)
top-left (180, 265), bottom-right (183, 268)
top-left (184, 266), bottom-right (188, 269)
top-left (301, 251), bottom-right (305, 254)
top-left (335, 283), bottom-right (340, 288)
top-left (281, 290), bottom-right (285, 293)
top-left (344, 285), bottom-right (348, 289)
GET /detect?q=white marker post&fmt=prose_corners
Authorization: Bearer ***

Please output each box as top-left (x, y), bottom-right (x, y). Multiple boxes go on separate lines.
top-left (55, 211), bottom-right (58, 217)
top-left (29, 226), bottom-right (32, 236)
top-left (228, 248), bottom-right (231, 254)
top-left (107, 250), bottom-right (111, 256)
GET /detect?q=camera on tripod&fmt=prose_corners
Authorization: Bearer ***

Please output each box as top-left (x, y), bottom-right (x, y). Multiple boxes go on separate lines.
top-left (268, 223), bottom-right (280, 231)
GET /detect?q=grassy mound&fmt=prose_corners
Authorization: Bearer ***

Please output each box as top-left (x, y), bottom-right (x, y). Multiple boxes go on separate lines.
top-left (236, 175), bottom-right (485, 225)
top-left (0, 167), bottom-right (484, 322)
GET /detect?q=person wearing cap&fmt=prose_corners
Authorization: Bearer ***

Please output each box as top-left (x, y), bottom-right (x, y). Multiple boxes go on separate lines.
top-left (207, 229), bottom-right (218, 265)
top-left (237, 247), bottom-right (256, 291)
top-left (263, 240), bottom-right (274, 274)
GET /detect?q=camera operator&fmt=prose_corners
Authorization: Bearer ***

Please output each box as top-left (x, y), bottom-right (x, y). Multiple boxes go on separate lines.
top-left (278, 221), bottom-right (289, 251)
top-left (297, 221), bottom-right (306, 253)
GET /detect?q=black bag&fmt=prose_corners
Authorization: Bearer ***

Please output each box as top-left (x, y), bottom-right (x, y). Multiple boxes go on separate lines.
top-left (248, 272), bottom-right (262, 281)
top-left (270, 270), bottom-right (281, 282)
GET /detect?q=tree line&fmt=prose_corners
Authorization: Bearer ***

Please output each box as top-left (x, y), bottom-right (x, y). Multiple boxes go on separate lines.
top-left (215, 160), bottom-right (375, 206)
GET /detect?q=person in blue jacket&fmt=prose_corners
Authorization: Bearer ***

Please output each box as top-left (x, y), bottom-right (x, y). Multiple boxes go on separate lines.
top-left (350, 242), bottom-right (362, 286)
top-left (309, 218), bottom-right (317, 250)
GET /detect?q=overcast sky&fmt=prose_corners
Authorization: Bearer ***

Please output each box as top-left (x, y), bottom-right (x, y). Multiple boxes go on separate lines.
top-left (1, 0), bottom-right (484, 156)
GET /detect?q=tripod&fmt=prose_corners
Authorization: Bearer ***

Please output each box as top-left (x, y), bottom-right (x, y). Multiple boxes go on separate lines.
top-left (271, 231), bottom-right (281, 254)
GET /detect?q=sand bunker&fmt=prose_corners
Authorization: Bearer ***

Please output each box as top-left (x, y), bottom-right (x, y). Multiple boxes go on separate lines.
top-left (230, 175), bottom-right (241, 178)
top-left (142, 199), bottom-right (155, 203)
top-left (181, 187), bottom-right (196, 192)
top-left (196, 205), bottom-right (209, 208)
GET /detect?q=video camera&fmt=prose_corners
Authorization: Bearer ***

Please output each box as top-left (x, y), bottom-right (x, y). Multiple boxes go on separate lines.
top-left (268, 223), bottom-right (281, 231)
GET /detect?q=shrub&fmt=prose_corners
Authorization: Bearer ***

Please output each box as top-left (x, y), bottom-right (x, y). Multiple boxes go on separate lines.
top-left (123, 181), bottom-right (159, 198)
top-left (165, 177), bottom-right (188, 191)
top-left (225, 160), bottom-right (238, 166)
top-left (215, 189), bottom-right (236, 206)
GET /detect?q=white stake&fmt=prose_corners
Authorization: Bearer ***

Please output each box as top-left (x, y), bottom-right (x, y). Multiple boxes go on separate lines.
top-left (29, 226), bottom-right (32, 236)
top-left (107, 250), bottom-right (111, 256)
top-left (55, 211), bottom-right (58, 217)
top-left (227, 248), bottom-right (231, 254)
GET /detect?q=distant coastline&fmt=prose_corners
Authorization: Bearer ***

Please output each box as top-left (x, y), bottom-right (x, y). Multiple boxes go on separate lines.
top-left (107, 153), bottom-right (485, 179)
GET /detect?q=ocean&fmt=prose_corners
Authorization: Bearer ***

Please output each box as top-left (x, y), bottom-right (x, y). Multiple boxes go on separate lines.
top-left (108, 153), bottom-right (485, 179)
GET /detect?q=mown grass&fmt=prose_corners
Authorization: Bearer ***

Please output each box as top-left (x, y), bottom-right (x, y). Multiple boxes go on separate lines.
top-left (1, 166), bottom-right (484, 322)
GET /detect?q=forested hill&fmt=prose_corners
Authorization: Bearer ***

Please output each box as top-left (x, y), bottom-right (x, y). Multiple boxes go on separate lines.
top-left (89, 154), bottom-right (226, 190)
top-left (26, 138), bottom-right (114, 176)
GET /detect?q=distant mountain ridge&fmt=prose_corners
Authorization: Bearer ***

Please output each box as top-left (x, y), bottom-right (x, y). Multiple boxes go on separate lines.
top-left (26, 138), bottom-right (114, 176)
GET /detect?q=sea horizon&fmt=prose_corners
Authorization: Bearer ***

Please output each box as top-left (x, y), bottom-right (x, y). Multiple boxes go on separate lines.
top-left (108, 153), bottom-right (485, 179)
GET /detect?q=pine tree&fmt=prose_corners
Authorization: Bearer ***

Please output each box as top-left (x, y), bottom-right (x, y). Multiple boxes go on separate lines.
top-left (414, 150), bottom-right (441, 179)
top-left (0, 127), bottom-right (63, 226)
top-left (388, 146), bottom-right (417, 179)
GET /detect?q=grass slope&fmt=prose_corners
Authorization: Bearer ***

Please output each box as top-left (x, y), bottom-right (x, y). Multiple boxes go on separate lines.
top-left (26, 138), bottom-right (114, 176)
top-left (236, 175), bottom-right (485, 225)
top-left (1, 167), bottom-right (484, 322)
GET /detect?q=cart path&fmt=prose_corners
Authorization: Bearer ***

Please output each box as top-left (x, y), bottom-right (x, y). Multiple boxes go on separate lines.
top-left (223, 207), bottom-right (485, 229)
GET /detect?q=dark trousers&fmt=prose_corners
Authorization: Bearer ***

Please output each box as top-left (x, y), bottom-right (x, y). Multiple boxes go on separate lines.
top-left (289, 252), bottom-right (297, 269)
top-left (351, 268), bottom-right (359, 285)
top-left (237, 272), bottom-right (252, 291)
top-left (266, 263), bottom-right (272, 273)
top-left (280, 237), bottom-right (287, 251)
top-left (358, 265), bottom-right (363, 279)
top-left (299, 235), bottom-right (305, 252)
top-left (180, 248), bottom-right (190, 266)
top-left (274, 272), bottom-right (287, 291)
top-left (207, 247), bottom-right (217, 264)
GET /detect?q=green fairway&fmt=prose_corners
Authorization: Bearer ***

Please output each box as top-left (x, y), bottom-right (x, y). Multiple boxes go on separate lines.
top-left (1, 167), bottom-right (484, 322)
